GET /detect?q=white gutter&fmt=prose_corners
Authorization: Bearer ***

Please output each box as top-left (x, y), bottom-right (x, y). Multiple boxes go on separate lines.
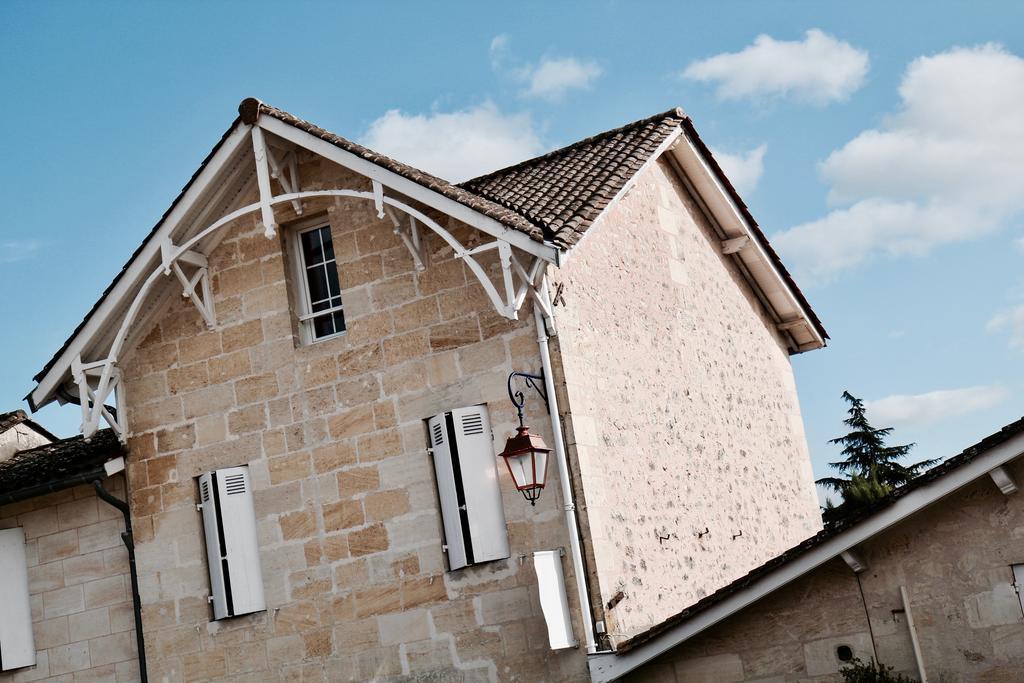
top-left (534, 304), bottom-right (598, 654)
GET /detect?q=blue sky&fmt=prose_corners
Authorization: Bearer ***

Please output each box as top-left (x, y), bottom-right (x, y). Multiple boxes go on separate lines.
top-left (2, 1), bottom-right (1023, 492)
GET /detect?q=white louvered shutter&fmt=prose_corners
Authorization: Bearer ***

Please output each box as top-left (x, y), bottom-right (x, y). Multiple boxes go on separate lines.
top-left (451, 405), bottom-right (510, 564)
top-left (427, 412), bottom-right (469, 570)
top-left (427, 405), bottom-right (510, 571)
top-left (0, 527), bottom-right (34, 670)
top-left (198, 466), bottom-right (265, 619)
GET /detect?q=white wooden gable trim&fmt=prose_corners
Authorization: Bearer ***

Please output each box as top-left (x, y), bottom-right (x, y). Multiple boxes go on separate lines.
top-left (31, 116), bottom-right (558, 439)
top-left (667, 133), bottom-right (825, 353)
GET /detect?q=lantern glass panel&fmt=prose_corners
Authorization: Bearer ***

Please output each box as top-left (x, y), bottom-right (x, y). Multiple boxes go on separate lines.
top-left (507, 452), bottom-right (534, 490)
top-left (534, 450), bottom-right (549, 488)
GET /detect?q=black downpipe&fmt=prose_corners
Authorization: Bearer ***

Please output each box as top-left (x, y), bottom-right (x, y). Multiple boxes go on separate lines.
top-left (92, 480), bottom-right (148, 683)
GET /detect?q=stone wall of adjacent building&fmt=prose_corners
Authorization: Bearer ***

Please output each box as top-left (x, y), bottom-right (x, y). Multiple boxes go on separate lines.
top-left (118, 159), bottom-right (588, 681)
top-left (0, 476), bottom-right (138, 682)
top-left (0, 424), bottom-right (51, 462)
top-left (550, 158), bottom-right (823, 643)
top-left (625, 456), bottom-right (1024, 681)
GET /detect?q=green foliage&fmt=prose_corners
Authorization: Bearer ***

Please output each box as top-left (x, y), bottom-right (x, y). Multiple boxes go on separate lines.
top-left (817, 391), bottom-right (938, 524)
top-left (840, 658), bottom-right (915, 682)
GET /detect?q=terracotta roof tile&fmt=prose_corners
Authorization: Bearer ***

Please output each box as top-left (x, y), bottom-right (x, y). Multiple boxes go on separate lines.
top-left (458, 109), bottom-right (686, 249)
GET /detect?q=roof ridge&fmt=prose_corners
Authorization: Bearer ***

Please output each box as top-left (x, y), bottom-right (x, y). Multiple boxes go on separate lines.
top-left (458, 107), bottom-right (686, 189)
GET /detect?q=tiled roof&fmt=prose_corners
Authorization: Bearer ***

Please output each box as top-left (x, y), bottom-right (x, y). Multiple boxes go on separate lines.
top-left (0, 430), bottom-right (123, 496)
top-left (0, 410), bottom-right (28, 433)
top-left (459, 109), bottom-right (685, 249)
top-left (457, 110), bottom-right (826, 339)
top-left (615, 414), bottom-right (1024, 654)
top-left (32, 98), bottom-right (825, 403)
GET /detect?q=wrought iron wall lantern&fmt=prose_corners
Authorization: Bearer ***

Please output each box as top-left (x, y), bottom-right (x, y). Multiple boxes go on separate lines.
top-left (498, 372), bottom-right (553, 505)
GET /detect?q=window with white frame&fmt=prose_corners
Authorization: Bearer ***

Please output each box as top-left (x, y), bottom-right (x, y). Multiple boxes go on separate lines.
top-left (292, 223), bottom-right (345, 343)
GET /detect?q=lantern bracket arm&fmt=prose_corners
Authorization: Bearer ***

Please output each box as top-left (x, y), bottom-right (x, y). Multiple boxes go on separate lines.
top-left (507, 370), bottom-right (548, 427)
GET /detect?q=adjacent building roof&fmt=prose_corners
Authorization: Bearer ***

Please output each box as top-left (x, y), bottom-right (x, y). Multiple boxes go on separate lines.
top-left (29, 98), bottom-right (826, 412)
top-left (591, 414), bottom-right (1024, 681)
top-left (0, 409), bottom-right (58, 441)
top-left (0, 430), bottom-right (123, 497)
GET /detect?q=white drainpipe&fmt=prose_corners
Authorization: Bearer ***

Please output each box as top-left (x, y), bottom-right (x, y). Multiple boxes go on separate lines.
top-left (534, 305), bottom-right (598, 654)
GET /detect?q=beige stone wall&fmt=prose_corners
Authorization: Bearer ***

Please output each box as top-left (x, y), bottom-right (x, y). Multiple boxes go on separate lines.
top-left (0, 476), bottom-right (139, 682)
top-left (0, 425), bottom-right (51, 463)
top-left (551, 159), bottom-right (822, 643)
top-left (118, 160), bottom-right (588, 681)
top-left (626, 456), bottom-right (1024, 681)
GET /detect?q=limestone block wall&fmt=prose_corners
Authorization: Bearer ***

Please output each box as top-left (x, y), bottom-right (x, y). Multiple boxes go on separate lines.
top-left (551, 159), bottom-right (822, 643)
top-left (118, 160), bottom-right (588, 681)
top-left (0, 476), bottom-right (138, 682)
top-left (626, 456), bottom-right (1024, 681)
top-left (0, 424), bottom-right (51, 463)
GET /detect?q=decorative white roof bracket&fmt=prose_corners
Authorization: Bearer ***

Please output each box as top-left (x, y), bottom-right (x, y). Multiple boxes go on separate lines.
top-left (160, 240), bottom-right (216, 328)
top-left (71, 355), bottom-right (125, 440)
top-left (385, 206), bottom-right (426, 271)
top-left (251, 125), bottom-right (278, 239)
top-left (265, 144), bottom-right (303, 216)
top-left (372, 180), bottom-right (386, 219)
top-left (65, 119), bottom-right (554, 441)
top-left (989, 466), bottom-right (1018, 495)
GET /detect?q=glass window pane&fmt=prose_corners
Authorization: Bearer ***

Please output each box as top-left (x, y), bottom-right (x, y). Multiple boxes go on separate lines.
top-left (301, 229), bottom-right (324, 265)
top-left (313, 314), bottom-right (334, 339)
top-left (307, 265), bottom-right (330, 303)
top-left (332, 310), bottom-right (346, 333)
top-left (321, 228), bottom-right (335, 261)
top-left (326, 263), bottom-right (340, 296)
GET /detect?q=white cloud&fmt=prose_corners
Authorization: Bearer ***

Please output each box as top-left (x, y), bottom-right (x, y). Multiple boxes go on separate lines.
top-left (774, 44), bottom-right (1024, 284)
top-left (522, 57), bottom-right (602, 101)
top-left (490, 35), bottom-right (602, 101)
top-left (683, 29), bottom-right (868, 105)
top-left (0, 240), bottom-right (42, 263)
top-left (360, 102), bottom-right (544, 182)
top-left (710, 145), bottom-right (766, 195)
top-left (867, 385), bottom-right (1009, 429)
top-left (489, 34), bottom-right (510, 70)
top-left (987, 305), bottom-right (1024, 350)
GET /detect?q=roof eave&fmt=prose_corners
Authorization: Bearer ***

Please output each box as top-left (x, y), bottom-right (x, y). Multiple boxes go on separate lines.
top-left (28, 119), bottom-right (255, 412)
top-left (666, 127), bottom-right (827, 354)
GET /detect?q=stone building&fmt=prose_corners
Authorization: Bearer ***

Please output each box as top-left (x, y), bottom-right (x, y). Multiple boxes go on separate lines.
top-left (0, 411), bottom-right (56, 462)
top-left (15, 99), bottom-right (828, 681)
top-left (593, 416), bottom-right (1024, 682)
top-left (0, 430), bottom-right (136, 681)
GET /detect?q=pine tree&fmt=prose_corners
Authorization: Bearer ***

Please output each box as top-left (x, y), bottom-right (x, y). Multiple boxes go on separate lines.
top-left (817, 391), bottom-right (937, 523)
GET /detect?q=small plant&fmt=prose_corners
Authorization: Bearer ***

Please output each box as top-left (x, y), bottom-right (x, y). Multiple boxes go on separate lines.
top-left (840, 657), bottom-right (915, 683)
